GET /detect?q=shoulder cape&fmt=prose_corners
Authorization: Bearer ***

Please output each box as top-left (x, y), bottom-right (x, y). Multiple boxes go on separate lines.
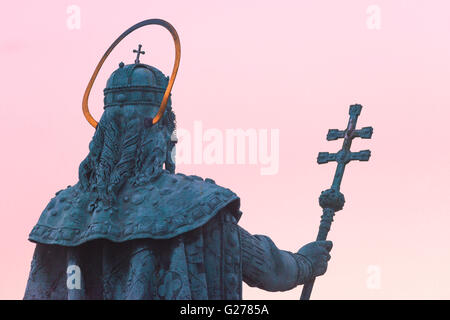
top-left (28, 171), bottom-right (241, 246)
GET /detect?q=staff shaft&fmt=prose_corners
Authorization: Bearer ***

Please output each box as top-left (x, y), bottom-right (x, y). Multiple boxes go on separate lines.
top-left (300, 207), bottom-right (335, 300)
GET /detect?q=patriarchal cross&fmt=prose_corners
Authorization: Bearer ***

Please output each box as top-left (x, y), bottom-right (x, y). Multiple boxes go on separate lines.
top-left (300, 104), bottom-right (373, 300)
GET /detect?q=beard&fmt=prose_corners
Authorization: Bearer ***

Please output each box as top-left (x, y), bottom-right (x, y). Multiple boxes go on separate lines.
top-left (78, 105), bottom-right (174, 206)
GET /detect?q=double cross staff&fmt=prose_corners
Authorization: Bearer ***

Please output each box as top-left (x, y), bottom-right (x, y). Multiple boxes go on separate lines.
top-left (300, 104), bottom-right (373, 300)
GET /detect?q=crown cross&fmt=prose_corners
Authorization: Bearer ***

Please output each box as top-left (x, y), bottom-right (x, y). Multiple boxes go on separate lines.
top-left (133, 44), bottom-right (146, 64)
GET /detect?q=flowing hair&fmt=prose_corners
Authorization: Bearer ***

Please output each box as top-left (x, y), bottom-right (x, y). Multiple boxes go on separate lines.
top-left (78, 104), bottom-right (176, 205)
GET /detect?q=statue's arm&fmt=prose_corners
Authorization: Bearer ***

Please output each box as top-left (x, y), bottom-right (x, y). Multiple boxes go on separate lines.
top-left (239, 226), bottom-right (313, 292)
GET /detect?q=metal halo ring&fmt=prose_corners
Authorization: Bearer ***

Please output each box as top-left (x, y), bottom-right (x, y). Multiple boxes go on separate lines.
top-left (82, 19), bottom-right (181, 128)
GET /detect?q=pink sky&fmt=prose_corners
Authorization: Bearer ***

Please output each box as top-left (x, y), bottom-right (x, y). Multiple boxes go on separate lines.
top-left (1, 0), bottom-right (450, 299)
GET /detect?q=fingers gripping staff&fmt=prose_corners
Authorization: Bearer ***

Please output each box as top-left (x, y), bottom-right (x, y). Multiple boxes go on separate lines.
top-left (300, 104), bottom-right (373, 300)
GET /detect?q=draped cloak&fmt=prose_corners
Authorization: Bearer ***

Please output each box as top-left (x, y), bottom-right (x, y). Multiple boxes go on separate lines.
top-left (24, 171), bottom-right (243, 300)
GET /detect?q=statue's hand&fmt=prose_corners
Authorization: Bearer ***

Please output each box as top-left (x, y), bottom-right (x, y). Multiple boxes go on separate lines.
top-left (297, 241), bottom-right (333, 278)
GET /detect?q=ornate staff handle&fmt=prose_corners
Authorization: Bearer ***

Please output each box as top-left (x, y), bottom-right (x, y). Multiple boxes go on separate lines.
top-left (300, 189), bottom-right (344, 300)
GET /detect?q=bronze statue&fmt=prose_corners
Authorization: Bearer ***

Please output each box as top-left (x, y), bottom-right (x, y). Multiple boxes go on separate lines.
top-left (24, 19), bottom-right (332, 300)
